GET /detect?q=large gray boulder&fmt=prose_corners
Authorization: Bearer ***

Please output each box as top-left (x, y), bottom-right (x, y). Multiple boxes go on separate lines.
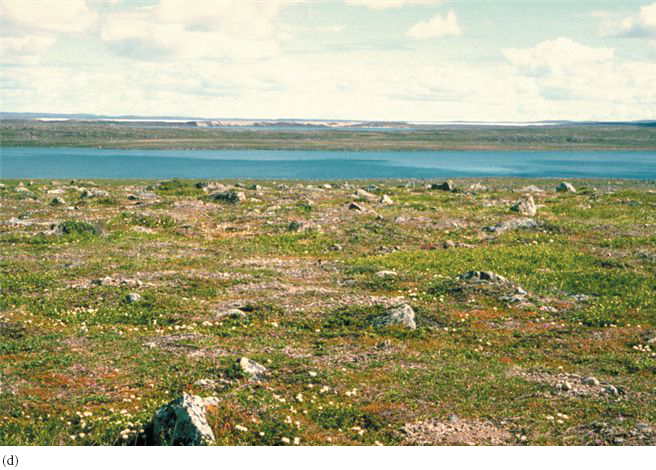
top-left (459, 271), bottom-right (510, 284)
top-left (510, 196), bottom-right (537, 216)
top-left (152, 393), bottom-right (220, 445)
top-left (373, 304), bottom-right (417, 330)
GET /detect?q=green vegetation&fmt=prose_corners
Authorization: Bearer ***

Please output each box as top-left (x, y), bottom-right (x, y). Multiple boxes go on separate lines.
top-left (0, 177), bottom-right (655, 445)
top-left (1, 120), bottom-right (655, 150)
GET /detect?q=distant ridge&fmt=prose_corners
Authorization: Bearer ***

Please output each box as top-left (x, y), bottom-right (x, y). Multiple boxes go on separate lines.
top-left (1, 112), bottom-right (654, 128)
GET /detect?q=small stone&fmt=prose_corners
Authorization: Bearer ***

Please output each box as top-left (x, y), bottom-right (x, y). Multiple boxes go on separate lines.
top-left (443, 240), bottom-right (455, 249)
top-left (375, 270), bottom-right (397, 278)
top-left (635, 423), bottom-right (652, 434)
top-left (329, 244), bottom-right (343, 251)
top-left (583, 376), bottom-right (600, 386)
top-left (604, 385), bottom-right (619, 396)
top-left (126, 293), bottom-right (142, 303)
top-left (373, 304), bottom-right (416, 330)
top-left (448, 414), bottom-right (459, 424)
top-left (562, 381), bottom-right (573, 391)
top-left (557, 182), bottom-right (576, 193)
top-left (217, 308), bottom-right (247, 319)
top-left (288, 220), bottom-right (305, 231)
top-left (238, 357), bottom-right (268, 381)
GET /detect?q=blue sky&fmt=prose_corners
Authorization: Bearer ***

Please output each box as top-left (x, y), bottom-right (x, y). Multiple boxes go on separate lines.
top-left (1, 1), bottom-right (655, 121)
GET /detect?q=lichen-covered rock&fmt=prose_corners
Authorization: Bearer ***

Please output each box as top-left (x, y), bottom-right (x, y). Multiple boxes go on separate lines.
top-left (510, 195), bottom-right (537, 216)
top-left (459, 271), bottom-right (510, 284)
top-left (483, 218), bottom-right (537, 234)
top-left (152, 393), bottom-right (220, 446)
top-left (373, 304), bottom-right (416, 330)
top-left (557, 182), bottom-right (576, 193)
top-left (238, 357), bottom-right (268, 381)
top-left (210, 190), bottom-right (246, 204)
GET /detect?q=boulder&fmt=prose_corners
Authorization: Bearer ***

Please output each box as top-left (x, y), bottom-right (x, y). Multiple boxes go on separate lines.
top-left (431, 180), bottom-right (454, 191)
top-left (373, 304), bottom-right (416, 330)
top-left (348, 202), bottom-right (366, 212)
top-left (354, 189), bottom-right (376, 200)
top-left (152, 393), bottom-right (220, 446)
top-left (510, 195), bottom-right (537, 216)
top-left (238, 357), bottom-right (268, 381)
top-left (459, 271), bottom-right (510, 284)
top-left (126, 293), bottom-right (142, 303)
top-left (50, 196), bottom-right (66, 206)
top-left (483, 218), bottom-right (537, 234)
top-left (379, 195), bottom-right (394, 205)
top-left (209, 190), bottom-right (246, 205)
top-left (375, 270), bottom-right (397, 278)
top-left (80, 189), bottom-right (110, 198)
top-left (556, 182), bottom-right (576, 193)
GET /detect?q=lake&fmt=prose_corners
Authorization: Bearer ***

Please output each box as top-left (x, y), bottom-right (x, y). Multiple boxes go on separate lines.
top-left (1, 147), bottom-right (654, 179)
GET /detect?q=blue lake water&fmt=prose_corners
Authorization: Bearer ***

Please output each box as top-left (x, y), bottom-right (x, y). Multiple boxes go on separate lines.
top-left (1, 147), bottom-right (654, 179)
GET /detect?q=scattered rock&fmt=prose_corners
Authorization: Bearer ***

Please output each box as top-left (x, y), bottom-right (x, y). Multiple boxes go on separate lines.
top-left (443, 240), bottom-right (456, 249)
top-left (329, 244), bottom-right (343, 251)
top-left (216, 308), bottom-right (247, 319)
top-left (354, 189), bottom-right (376, 200)
top-left (510, 195), bottom-right (537, 216)
top-left (348, 202), bottom-right (367, 212)
top-left (519, 185), bottom-right (544, 192)
top-left (209, 190), bottom-right (246, 204)
top-left (431, 180), bottom-right (454, 191)
top-left (126, 292), bottom-right (142, 303)
top-left (483, 218), bottom-right (537, 234)
top-left (373, 304), bottom-right (416, 330)
top-left (379, 195), bottom-right (394, 205)
top-left (288, 220), bottom-right (306, 231)
top-left (238, 357), bottom-right (268, 381)
top-left (583, 376), bottom-right (600, 386)
top-left (375, 270), bottom-right (397, 278)
top-left (557, 182), bottom-right (576, 193)
top-left (401, 419), bottom-right (510, 445)
top-left (459, 271), bottom-right (510, 284)
top-left (80, 189), bottom-right (110, 198)
top-left (469, 182), bottom-right (487, 191)
top-left (152, 393), bottom-right (220, 445)
top-left (50, 196), bottom-right (66, 206)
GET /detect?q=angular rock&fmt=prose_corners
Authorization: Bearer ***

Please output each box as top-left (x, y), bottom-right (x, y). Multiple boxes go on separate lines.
top-left (431, 180), bottom-right (454, 191)
top-left (217, 308), bottom-right (247, 319)
top-left (379, 195), bottom-right (394, 205)
top-left (238, 357), bottom-right (268, 381)
top-left (443, 240), bottom-right (456, 249)
top-left (557, 182), bottom-right (576, 193)
top-left (373, 304), bottom-right (417, 330)
top-left (348, 202), bottom-right (366, 212)
top-left (510, 196), bottom-right (537, 216)
top-left (152, 393), bottom-right (220, 446)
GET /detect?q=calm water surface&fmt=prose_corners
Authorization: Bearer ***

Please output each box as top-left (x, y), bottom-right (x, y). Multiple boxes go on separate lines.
top-left (1, 147), bottom-right (654, 179)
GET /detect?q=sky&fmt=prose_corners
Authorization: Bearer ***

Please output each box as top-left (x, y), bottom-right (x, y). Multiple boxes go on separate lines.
top-left (1, 0), bottom-right (655, 122)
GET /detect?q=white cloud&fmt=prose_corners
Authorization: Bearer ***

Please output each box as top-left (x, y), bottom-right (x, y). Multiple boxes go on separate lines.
top-left (346, 1), bottom-right (442, 10)
top-left (601, 1), bottom-right (656, 37)
top-left (406, 11), bottom-right (460, 39)
top-left (99, 1), bottom-right (289, 60)
top-left (503, 37), bottom-right (614, 76)
top-left (0, 0), bottom-right (97, 34)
